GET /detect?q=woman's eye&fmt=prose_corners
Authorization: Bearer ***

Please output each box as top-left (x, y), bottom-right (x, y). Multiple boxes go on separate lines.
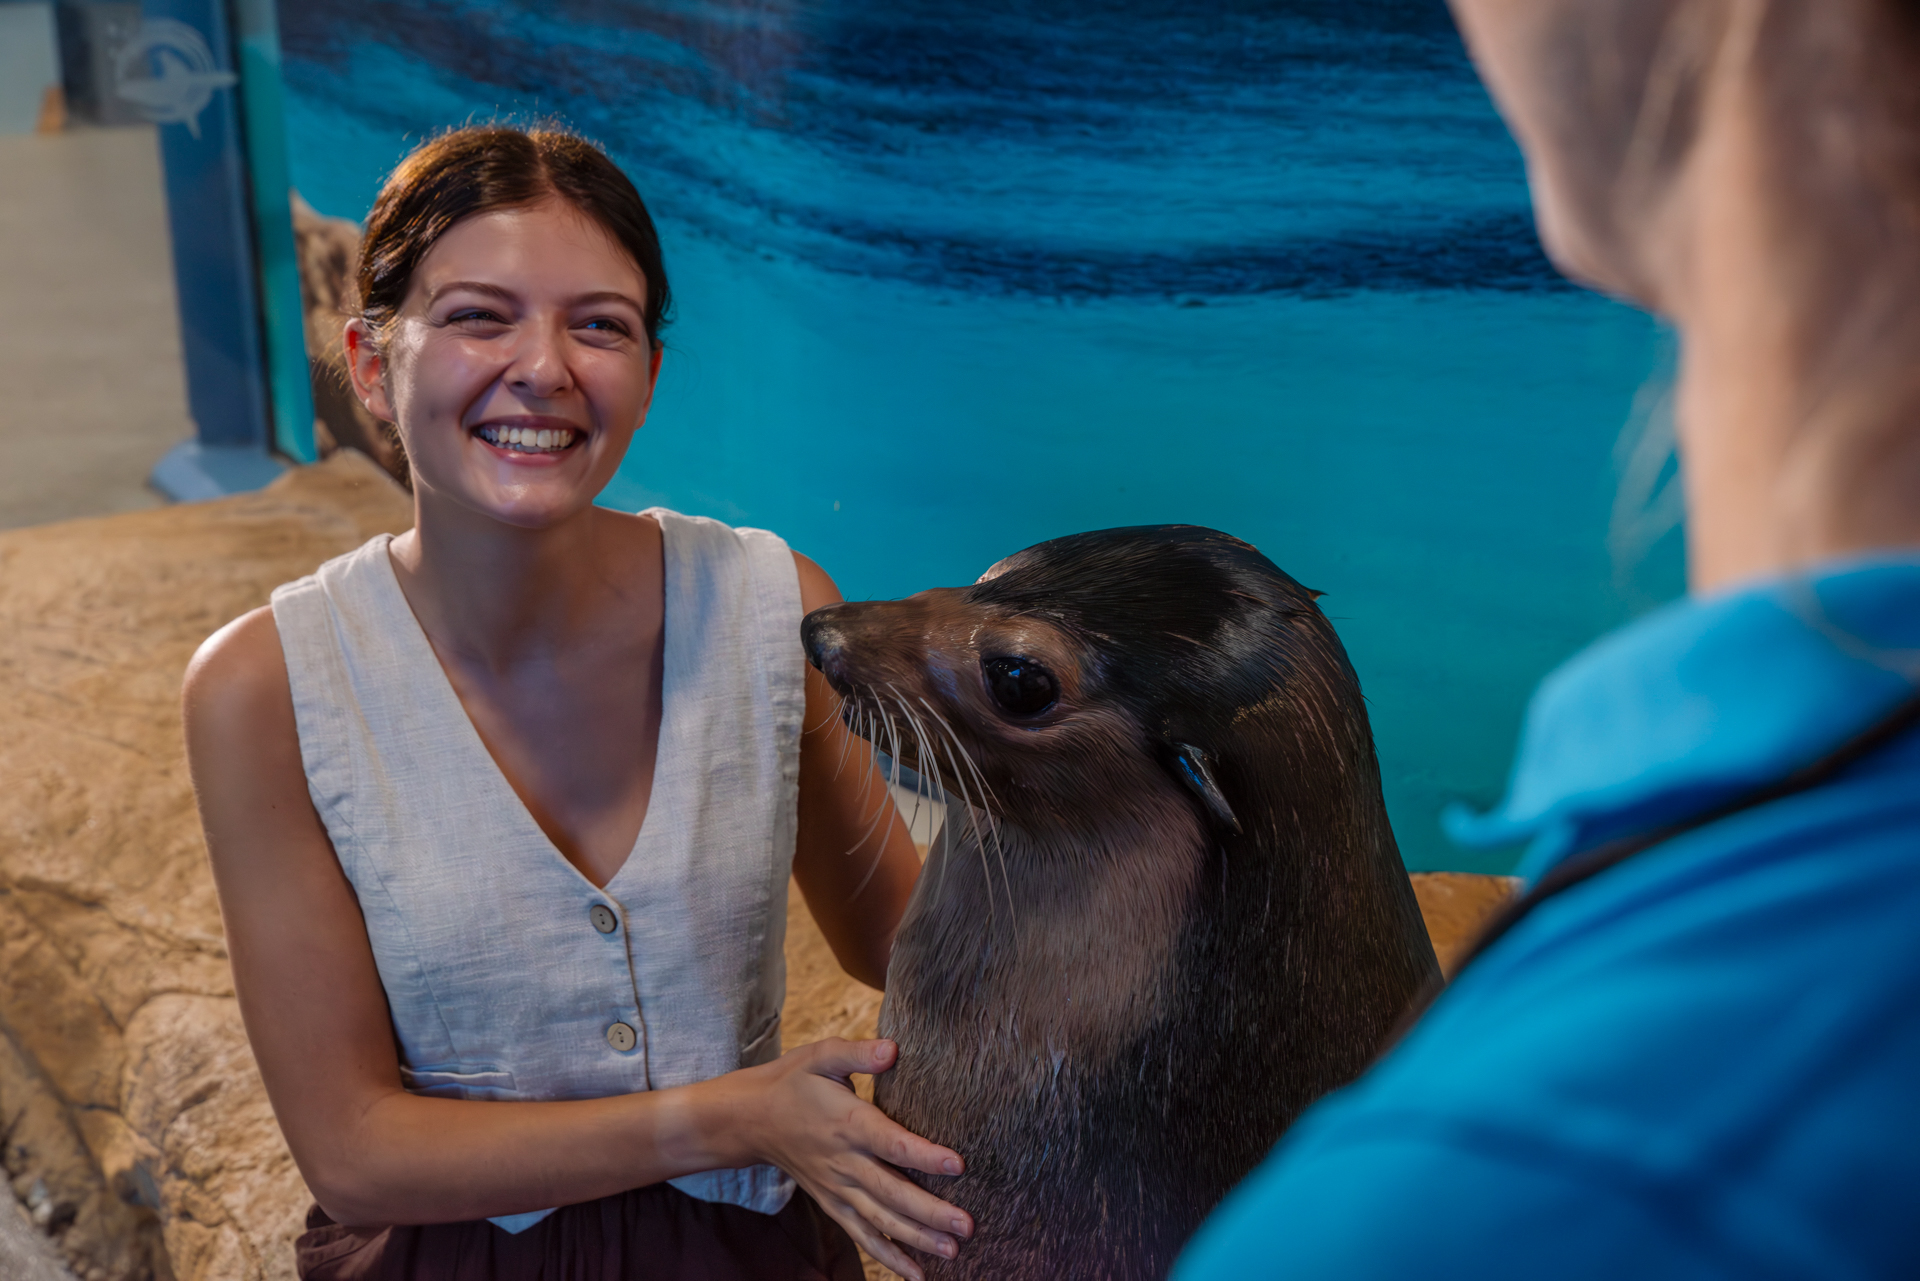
top-left (982, 656), bottom-right (1059, 718)
top-left (581, 317), bottom-right (630, 336)
top-left (450, 309), bottom-right (502, 324)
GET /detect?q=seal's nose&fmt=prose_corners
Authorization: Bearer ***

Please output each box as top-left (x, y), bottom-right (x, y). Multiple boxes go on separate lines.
top-left (801, 608), bottom-right (851, 687)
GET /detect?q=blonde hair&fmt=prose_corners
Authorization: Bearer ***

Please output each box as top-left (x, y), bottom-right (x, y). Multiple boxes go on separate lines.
top-left (1541, 1), bottom-right (1920, 562)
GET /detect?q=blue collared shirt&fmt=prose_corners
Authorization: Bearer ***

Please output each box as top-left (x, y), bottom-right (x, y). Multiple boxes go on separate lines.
top-left (1175, 555), bottom-right (1920, 1279)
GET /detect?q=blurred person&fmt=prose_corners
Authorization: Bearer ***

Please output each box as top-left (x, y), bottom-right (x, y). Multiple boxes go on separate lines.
top-left (182, 126), bottom-right (971, 1281)
top-left (1178, 1), bottom-right (1920, 1275)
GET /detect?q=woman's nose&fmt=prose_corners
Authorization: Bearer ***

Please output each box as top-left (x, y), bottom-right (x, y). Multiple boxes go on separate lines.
top-left (505, 322), bottom-right (573, 399)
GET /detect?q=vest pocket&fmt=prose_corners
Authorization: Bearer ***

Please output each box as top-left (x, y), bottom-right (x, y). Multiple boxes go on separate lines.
top-left (400, 1063), bottom-right (520, 1101)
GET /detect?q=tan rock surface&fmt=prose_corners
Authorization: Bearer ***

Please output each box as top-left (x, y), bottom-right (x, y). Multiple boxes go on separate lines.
top-left (289, 195), bottom-right (404, 485)
top-left (0, 452), bottom-right (413, 1281)
top-left (2, 1172), bottom-right (80, 1281)
top-left (0, 456), bottom-right (1522, 1279)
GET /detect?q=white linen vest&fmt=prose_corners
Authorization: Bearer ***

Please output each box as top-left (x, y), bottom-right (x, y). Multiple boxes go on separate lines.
top-left (269, 510), bottom-right (804, 1231)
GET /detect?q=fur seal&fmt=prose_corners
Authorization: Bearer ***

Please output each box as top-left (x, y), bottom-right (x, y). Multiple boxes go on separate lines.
top-left (802, 525), bottom-right (1440, 1280)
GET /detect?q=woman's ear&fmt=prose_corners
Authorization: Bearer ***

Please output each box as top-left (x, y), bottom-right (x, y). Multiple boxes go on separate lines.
top-left (343, 318), bottom-right (397, 423)
top-left (640, 342), bottom-right (663, 409)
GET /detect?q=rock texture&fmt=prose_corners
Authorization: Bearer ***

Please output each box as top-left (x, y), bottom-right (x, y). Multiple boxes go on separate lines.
top-left (0, 457), bottom-right (1520, 1279)
top-left (2, 1171), bottom-right (80, 1281)
top-left (0, 452), bottom-right (413, 1281)
top-left (289, 196), bottom-right (405, 485)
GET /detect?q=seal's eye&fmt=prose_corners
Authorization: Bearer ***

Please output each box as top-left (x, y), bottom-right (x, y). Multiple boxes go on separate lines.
top-left (982, 656), bottom-right (1059, 718)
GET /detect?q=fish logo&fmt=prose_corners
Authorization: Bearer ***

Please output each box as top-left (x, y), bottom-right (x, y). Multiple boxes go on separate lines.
top-left (113, 18), bottom-right (238, 140)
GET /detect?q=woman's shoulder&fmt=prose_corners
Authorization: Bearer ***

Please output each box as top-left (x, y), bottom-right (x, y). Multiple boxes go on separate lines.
top-left (187, 533), bottom-right (399, 757)
top-left (183, 605), bottom-right (296, 767)
top-left (791, 550), bottom-right (840, 613)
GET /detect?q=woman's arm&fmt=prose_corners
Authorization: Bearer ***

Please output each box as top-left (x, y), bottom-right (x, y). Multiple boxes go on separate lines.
top-left (790, 553), bottom-right (926, 989)
top-left (182, 607), bottom-right (969, 1279)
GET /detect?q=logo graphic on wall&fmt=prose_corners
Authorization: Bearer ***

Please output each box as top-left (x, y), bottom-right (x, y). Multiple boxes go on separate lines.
top-left (113, 18), bottom-right (237, 139)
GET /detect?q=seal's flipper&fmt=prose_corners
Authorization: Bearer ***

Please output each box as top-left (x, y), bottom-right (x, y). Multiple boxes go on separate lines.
top-left (1169, 742), bottom-right (1241, 834)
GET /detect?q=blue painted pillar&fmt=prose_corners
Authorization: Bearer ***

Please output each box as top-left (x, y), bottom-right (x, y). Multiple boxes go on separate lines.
top-left (235, 0), bottom-right (317, 464)
top-left (134, 0), bottom-right (310, 499)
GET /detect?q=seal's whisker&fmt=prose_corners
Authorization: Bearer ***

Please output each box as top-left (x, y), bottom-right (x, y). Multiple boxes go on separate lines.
top-left (883, 693), bottom-right (934, 857)
top-left (888, 694), bottom-right (957, 903)
top-left (912, 698), bottom-right (998, 912)
top-left (857, 705), bottom-right (881, 797)
top-left (895, 700), bottom-right (953, 904)
top-left (845, 838), bottom-right (888, 903)
top-left (933, 718), bottom-right (1007, 925)
top-left (917, 697), bottom-right (1004, 815)
top-left (804, 681), bottom-right (846, 736)
top-left (917, 697), bottom-right (1015, 922)
top-left (843, 696), bottom-right (910, 904)
top-left (843, 693), bottom-right (932, 904)
top-left (864, 698), bottom-right (909, 847)
top-left (883, 696), bottom-right (905, 796)
top-left (881, 692), bottom-right (922, 830)
top-left (850, 764), bottom-right (898, 850)
top-left (929, 725), bottom-right (989, 922)
top-left (844, 780), bottom-right (900, 897)
top-left (829, 690), bottom-right (860, 780)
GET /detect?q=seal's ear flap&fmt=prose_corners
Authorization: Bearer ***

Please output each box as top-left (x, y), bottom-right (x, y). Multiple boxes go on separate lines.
top-left (1167, 742), bottom-right (1241, 834)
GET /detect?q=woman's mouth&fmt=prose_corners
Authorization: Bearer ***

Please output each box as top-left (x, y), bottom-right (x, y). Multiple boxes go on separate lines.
top-left (475, 424), bottom-right (580, 455)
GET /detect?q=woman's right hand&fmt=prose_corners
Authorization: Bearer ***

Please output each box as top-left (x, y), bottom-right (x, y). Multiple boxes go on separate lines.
top-left (723, 1037), bottom-right (972, 1280)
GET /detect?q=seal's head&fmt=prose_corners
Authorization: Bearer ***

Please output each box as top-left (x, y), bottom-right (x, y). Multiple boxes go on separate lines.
top-left (803, 524), bottom-right (1374, 853)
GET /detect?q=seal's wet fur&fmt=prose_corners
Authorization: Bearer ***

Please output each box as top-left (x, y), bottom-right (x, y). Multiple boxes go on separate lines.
top-left (802, 526), bottom-right (1438, 1280)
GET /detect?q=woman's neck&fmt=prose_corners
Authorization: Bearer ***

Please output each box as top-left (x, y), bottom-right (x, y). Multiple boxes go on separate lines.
top-left (387, 486), bottom-right (657, 670)
top-left (1668, 73), bottom-right (1920, 595)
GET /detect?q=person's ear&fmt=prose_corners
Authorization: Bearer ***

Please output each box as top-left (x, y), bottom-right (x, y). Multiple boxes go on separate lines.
top-left (629, 342), bottom-right (665, 428)
top-left (643, 343), bottom-right (663, 403)
top-left (343, 318), bottom-right (396, 423)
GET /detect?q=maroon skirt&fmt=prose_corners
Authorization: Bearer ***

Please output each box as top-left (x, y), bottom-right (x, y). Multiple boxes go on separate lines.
top-left (295, 1184), bottom-right (865, 1281)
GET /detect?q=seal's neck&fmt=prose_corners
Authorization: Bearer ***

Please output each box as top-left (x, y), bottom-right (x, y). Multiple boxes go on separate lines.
top-left (891, 783), bottom-right (1209, 1060)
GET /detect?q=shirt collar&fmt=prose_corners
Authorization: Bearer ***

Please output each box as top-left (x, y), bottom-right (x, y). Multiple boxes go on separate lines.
top-left (1444, 553), bottom-right (1920, 882)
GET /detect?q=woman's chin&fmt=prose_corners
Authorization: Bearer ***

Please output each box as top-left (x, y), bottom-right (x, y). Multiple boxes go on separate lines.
top-left (424, 467), bottom-right (607, 532)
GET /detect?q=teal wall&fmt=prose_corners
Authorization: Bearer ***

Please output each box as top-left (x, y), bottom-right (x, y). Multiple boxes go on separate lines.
top-left (277, 1), bottom-right (1684, 872)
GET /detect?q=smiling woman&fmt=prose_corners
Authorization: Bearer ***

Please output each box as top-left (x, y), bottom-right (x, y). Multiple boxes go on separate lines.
top-left (345, 127), bottom-right (672, 495)
top-left (345, 199), bottom-right (662, 551)
top-left (180, 126), bottom-right (973, 1281)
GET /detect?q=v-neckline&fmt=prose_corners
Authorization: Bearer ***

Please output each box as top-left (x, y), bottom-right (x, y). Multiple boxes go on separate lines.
top-left (371, 516), bottom-right (673, 896)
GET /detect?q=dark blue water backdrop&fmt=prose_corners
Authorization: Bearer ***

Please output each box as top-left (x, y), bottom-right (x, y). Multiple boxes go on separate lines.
top-left (276, 0), bottom-right (1683, 873)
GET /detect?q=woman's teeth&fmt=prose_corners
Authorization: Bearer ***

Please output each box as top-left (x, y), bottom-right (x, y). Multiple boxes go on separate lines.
top-left (477, 425), bottom-right (577, 453)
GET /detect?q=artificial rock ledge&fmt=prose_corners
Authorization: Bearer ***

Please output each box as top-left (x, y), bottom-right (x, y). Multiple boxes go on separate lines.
top-left (0, 452), bottom-right (1516, 1280)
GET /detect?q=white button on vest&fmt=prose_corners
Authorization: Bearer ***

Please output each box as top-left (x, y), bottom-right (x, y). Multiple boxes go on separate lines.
top-left (606, 1022), bottom-right (637, 1053)
top-left (589, 904), bottom-right (618, 934)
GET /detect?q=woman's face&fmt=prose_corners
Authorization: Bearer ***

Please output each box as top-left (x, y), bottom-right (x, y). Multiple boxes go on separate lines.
top-left (1447, 0), bottom-right (1695, 308)
top-left (348, 198), bottom-right (661, 529)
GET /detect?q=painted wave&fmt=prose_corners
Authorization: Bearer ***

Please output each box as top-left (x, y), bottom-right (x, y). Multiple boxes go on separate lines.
top-left (279, 0), bottom-right (1565, 297)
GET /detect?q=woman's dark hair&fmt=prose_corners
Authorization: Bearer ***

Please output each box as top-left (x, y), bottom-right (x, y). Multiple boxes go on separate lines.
top-left (355, 125), bottom-right (672, 350)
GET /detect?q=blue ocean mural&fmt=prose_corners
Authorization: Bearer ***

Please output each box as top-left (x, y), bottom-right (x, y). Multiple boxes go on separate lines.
top-left (276, 0), bottom-right (1679, 873)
